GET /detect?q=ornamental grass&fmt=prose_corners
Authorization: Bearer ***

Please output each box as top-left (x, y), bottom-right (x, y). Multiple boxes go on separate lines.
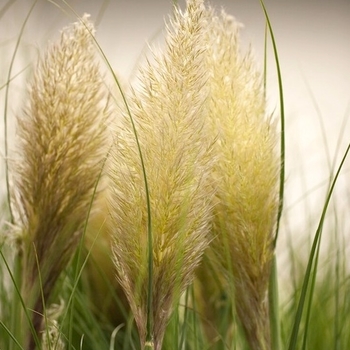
top-left (1, 1), bottom-right (348, 350)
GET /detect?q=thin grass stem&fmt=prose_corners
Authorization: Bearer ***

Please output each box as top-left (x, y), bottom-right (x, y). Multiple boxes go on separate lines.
top-left (259, 0), bottom-right (285, 247)
top-left (260, 1), bottom-right (284, 349)
top-left (0, 65), bottom-right (30, 91)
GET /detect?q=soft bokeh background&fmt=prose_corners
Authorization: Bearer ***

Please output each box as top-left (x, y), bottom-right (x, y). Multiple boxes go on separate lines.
top-left (1, 0), bottom-right (350, 294)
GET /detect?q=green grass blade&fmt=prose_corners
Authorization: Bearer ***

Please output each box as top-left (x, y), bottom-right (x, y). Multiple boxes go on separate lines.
top-left (269, 256), bottom-right (281, 350)
top-left (288, 142), bottom-right (350, 350)
top-left (259, 2), bottom-right (285, 349)
top-left (301, 236), bottom-right (321, 349)
top-left (259, 0), bottom-right (285, 247)
top-left (0, 321), bottom-right (25, 350)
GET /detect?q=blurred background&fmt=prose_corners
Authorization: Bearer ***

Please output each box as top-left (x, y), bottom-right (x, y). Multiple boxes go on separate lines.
top-left (1, 0), bottom-right (350, 294)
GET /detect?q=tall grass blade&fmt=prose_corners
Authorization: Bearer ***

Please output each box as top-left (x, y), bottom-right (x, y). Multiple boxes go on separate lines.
top-left (259, 2), bottom-right (285, 348)
top-left (301, 236), bottom-right (321, 350)
top-left (288, 142), bottom-right (350, 350)
top-left (259, 0), bottom-right (285, 247)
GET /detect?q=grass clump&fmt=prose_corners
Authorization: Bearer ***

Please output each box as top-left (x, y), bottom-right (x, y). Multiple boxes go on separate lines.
top-left (0, 0), bottom-right (349, 349)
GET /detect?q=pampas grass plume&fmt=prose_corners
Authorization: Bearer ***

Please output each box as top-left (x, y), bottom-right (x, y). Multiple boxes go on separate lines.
top-left (14, 14), bottom-right (109, 348)
top-left (197, 6), bottom-right (279, 350)
top-left (108, 1), bottom-right (214, 348)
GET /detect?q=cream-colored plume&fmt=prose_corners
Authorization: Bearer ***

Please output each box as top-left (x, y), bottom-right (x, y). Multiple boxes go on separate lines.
top-left (197, 6), bottom-right (279, 350)
top-left (108, 1), bottom-right (214, 349)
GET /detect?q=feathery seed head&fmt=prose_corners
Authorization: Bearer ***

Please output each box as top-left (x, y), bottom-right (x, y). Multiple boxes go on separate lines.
top-left (14, 13), bottom-right (110, 347)
top-left (196, 5), bottom-right (279, 349)
top-left (109, 1), bottom-right (214, 348)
